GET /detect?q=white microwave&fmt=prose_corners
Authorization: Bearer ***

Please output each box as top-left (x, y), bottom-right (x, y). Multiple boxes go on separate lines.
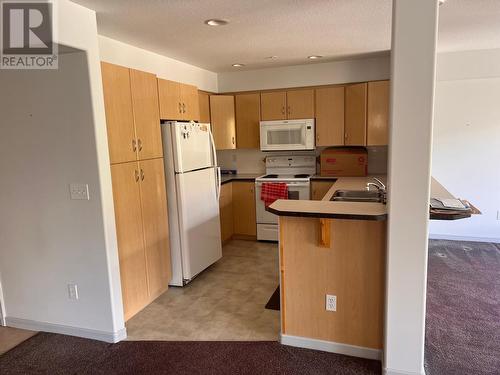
top-left (260, 119), bottom-right (315, 151)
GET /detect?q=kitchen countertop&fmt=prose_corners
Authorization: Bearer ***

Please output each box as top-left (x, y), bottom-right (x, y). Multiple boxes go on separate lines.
top-left (268, 176), bottom-right (476, 221)
top-left (268, 176), bottom-right (388, 221)
top-left (220, 173), bottom-right (261, 185)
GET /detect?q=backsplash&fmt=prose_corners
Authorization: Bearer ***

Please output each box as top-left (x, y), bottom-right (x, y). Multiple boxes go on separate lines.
top-left (217, 146), bottom-right (388, 175)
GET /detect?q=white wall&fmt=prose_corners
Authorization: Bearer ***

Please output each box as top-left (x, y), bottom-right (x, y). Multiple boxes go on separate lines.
top-left (430, 49), bottom-right (500, 243)
top-left (218, 55), bottom-right (390, 92)
top-left (0, 0), bottom-right (124, 342)
top-left (99, 36), bottom-right (218, 92)
top-left (384, 1), bottom-right (438, 374)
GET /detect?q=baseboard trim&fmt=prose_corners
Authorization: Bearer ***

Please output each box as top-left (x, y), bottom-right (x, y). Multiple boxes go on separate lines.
top-left (280, 334), bottom-right (382, 360)
top-left (5, 317), bottom-right (127, 343)
top-left (429, 233), bottom-right (500, 244)
top-left (383, 368), bottom-right (425, 375)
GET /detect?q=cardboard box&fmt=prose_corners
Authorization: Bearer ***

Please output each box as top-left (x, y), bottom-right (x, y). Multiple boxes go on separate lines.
top-left (320, 147), bottom-right (368, 177)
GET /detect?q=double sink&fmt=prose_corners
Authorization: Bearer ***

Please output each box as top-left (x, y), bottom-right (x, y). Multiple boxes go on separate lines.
top-left (330, 190), bottom-right (386, 204)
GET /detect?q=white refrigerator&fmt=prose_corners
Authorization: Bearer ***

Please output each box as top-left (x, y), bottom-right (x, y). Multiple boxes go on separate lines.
top-left (161, 121), bottom-right (222, 286)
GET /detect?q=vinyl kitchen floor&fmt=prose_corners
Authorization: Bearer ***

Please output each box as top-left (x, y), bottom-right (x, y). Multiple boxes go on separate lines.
top-left (126, 240), bottom-right (281, 341)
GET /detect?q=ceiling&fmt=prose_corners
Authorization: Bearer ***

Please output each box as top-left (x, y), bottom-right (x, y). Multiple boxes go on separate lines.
top-left (72, 0), bottom-right (500, 72)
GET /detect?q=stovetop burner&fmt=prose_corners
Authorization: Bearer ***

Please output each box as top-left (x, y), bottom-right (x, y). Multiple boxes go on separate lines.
top-left (294, 174), bottom-right (310, 178)
top-left (262, 174), bottom-right (279, 178)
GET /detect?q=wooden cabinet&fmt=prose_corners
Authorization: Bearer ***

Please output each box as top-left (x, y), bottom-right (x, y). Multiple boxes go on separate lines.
top-left (345, 83), bottom-right (368, 146)
top-left (130, 69), bottom-right (163, 160)
top-left (210, 95), bottom-right (236, 150)
top-left (157, 78), bottom-right (200, 121)
top-left (235, 93), bottom-right (261, 149)
top-left (219, 183), bottom-right (233, 243)
top-left (261, 89), bottom-right (314, 120)
top-left (101, 62), bottom-right (162, 164)
top-left (286, 89), bottom-right (315, 119)
top-left (101, 62), bottom-right (136, 164)
top-left (139, 158), bottom-right (171, 300)
top-left (111, 158), bottom-right (170, 321)
top-left (311, 180), bottom-right (335, 200)
top-left (367, 80), bottom-right (390, 146)
top-left (261, 91), bottom-right (287, 120)
top-left (232, 181), bottom-right (256, 237)
top-left (315, 86), bottom-right (345, 146)
top-left (198, 91), bottom-right (211, 123)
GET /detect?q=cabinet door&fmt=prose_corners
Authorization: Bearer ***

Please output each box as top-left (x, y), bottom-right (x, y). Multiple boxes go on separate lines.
top-left (198, 91), bottom-right (211, 123)
top-left (210, 95), bottom-right (236, 150)
top-left (130, 69), bottom-right (163, 160)
top-left (101, 62), bottom-right (137, 164)
top-left (315, 87), bottom-right (345, 146)
top-left (232, 181), bottom-right (256, 236)
top-left (311, 181), bottom-right (335, 200)
top-left (235, 93), bottom-right (260, 149)
top-left (181, 83), bottom-right (200, 121)
top-left (345, 83), bottom-right (367, 146)
top-left (286, 89), bottom-right (315, 119)
top-left (219, 182), bottom-right (233, 243)
top-left (261, 91), bottom-right (287, 120)
top-left (157, 79), bottom-right (183, 120)
top-left (367, 80), bottom-right (390, 146)
top-left (138, 158), bottom-right (171, 300)
top-left (111, 162), bottom-right (149, 321)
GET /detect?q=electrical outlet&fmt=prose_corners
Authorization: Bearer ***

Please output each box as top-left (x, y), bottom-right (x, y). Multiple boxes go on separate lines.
top-left (326, 294), bottom-right (337, 312)
top-left (69, 183), bottom-right (89, 200)
top-left (68, 284), bottom-right (79, 300)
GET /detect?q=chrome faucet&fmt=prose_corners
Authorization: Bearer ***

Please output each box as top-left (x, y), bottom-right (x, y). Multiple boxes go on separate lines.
top-left (366, 177), bottom-right (386, 191)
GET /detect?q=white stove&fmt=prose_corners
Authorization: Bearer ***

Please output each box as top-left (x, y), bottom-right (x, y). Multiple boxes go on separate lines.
top-left (255, 155), bottom-right (316, 241)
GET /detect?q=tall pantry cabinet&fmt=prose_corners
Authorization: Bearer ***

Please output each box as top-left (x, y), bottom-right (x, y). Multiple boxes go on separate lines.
top-left (101, 62), bottom-right (171, 321)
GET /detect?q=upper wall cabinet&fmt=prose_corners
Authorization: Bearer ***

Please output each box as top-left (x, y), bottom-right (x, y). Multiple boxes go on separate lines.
top-left (210, 95), bottom-right (236, 150)
top-left (315, 86), bottom-right (345, 147)
top-left (198, 91), bottom-right (211, 123)
top-left (261, 91), bottom-right (287, 120)
top-left (286, 89), bottom-right (315, 119)
top-left (235, 93), bottom-right (261, 149)
top-left (157, 78), bottom-right (200, 121)
top-left (345, 82), bottom-right (368, 146)
top-left (367, 80), bottom-right (390, 146)
top-left (261, 89), bottom-right (315, 121)
top-left (101, 62), bottom-right (162, 164)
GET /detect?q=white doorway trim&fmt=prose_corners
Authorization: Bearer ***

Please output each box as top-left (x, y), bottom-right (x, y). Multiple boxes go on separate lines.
top-left (0, 277), bottom-right (6, 326)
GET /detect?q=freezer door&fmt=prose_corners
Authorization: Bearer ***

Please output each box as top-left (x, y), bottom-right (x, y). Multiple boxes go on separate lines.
top-left (172, 122), bottom-right (214, 173)
top-left (176, 167), bottom-right (222, 281)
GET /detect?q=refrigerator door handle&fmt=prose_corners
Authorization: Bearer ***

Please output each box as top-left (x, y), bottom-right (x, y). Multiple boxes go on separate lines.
top-left (208, 127), bottom-right (221, 201)
top-left (208, 127), bottom-right (218, 167)
top-left (216, 166), bottom-right (221, 201)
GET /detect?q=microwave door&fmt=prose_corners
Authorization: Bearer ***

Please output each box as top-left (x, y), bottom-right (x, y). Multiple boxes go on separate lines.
top-left (261, 124), bottom-right (304, 151)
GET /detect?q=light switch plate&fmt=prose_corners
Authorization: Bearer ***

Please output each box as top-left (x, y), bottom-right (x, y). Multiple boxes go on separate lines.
top-left (68, 284), bottom-right (79, 300)
top-left (326, 294), bottom-right (337, 312)
top-left (70, 183), bottom-right (89, 200)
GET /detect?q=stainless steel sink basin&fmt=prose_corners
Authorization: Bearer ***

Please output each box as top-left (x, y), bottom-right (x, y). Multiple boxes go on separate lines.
top-left (330, 190), bottom-right (384, 203)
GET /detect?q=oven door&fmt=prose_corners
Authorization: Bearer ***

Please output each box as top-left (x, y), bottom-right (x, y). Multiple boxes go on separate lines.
top-left (260, 121), bottom-right (314, 151)
top-left (255, 181), bottom-right (310, 224)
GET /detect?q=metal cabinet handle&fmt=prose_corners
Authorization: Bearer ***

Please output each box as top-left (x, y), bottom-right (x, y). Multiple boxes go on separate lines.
top-left (140, 169), bottom-right (145, 181)
top-left (232, 136), bottom-right (235, 145)
top-left (182, 103), bottom-right (186, 113)
top-left (137, 138), bottom-right (142, 152)
top-left (134, 170), bottom-right (140, 182)
top-left (179, 102), bottom-right (182, 114)
top-left (281, 106), bottom-right (285, 115)
top-left (287, 105), bottom-right (291, 115)
top-left (132, 139), bottom-right (137, 152)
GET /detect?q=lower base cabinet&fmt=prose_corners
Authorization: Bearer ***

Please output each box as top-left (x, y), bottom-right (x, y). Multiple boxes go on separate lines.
top-left (218, 181), bottom-right (257, 242)
top-left (311, 181), bottom-right (336, 200)
top-left (111, 157), bottom-right (171, 321)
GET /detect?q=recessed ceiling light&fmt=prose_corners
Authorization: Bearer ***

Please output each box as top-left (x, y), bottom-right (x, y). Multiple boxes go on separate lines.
top-left (438, 0), bottom-right (447, 5)
top-left (265, 56), bottom-right (278, 60)
top-left (232, 63), bottom-right (245, 67)
top-left (308, 55), bottom-right (323, 60)
top-left (204, 19), bottom-right (228, 26)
